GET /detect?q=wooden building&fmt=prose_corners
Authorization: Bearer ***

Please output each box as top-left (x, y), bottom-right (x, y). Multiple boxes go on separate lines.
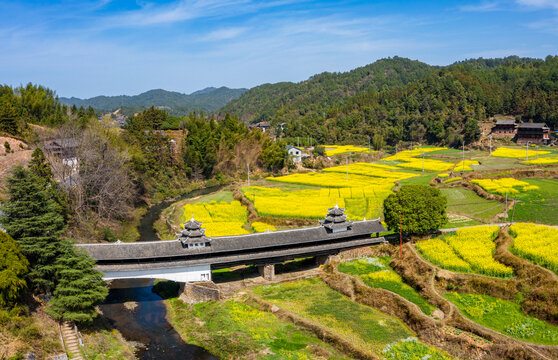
top-left (491, 119), bottom-right (517, 137)
top-left (516, 123), bottom-right (550, 145)
top-left (43, 138), bottom-right (79, 159)
top-left (249, 121), bottom-right (271, 133)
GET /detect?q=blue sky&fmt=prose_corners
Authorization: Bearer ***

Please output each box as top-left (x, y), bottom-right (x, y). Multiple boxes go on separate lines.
top-left (1, 0), bottom-right (557, 98)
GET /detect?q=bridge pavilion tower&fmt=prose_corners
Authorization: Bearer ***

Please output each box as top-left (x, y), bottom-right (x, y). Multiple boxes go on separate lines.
top-left (178, 216), bottom-right (212, 249)
top-left (319, 204), bottom-right (353, 233)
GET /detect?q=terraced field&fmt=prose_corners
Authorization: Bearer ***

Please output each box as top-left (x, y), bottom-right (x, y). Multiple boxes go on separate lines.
top-left (440, 187), bottom-right (504, 222)
top-left (445, 293), bottom-right (558, 345)
top-left (338, 257), bottom-right (436, 315)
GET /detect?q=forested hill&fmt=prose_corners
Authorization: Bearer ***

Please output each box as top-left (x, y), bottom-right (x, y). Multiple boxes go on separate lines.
top-left (60, 87), bottom-right (247, 117)
top-left (221, 56), bottom-right (558, 147)
top-left (219, 57), bottom-right (435, 123)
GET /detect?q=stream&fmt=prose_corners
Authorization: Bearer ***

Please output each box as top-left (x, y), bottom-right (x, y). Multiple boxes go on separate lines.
top-left (99, 186), bottom-right (222, 359)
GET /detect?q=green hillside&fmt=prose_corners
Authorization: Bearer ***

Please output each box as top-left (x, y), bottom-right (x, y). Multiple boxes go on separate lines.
top-left (221, 56), bottom-right (558, 147)
top-left (219, 56), bottom-right (435, 124)
top-left (60, 87), bottom-right (247, 117)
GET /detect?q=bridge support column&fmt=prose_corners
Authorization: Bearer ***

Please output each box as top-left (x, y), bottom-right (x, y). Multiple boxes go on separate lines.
top-left (315, 255), bottom-right (333, 266)
top-left (179, 281), bottom-right (221, 304)
top-left (258, 264), bottom-right (275, 281)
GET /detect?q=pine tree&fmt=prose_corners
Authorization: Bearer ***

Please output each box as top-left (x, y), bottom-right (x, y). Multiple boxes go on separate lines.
top-left (0, 231), bottom-right (29, 307)
top-left (0, 166), bottom-right (65, 292)
top-left (29, 147), bottom-right (53, 182)
top-left (47, 239), bottom-right (108, 323)
top-left (28, 147), bottom-right (69, 219)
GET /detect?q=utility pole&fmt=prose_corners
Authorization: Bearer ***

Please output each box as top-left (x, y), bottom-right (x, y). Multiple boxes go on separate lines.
top-left (399, 211), bottom-right (403, 260)
top-left (512, 195), bottom-right (517, 224)
top-left (395, 144), bottom-right (398, 160)
top-left (526, 141), bottom-right (530, 161)
top-left (462, 141), bottom-right (465, 175)
top-left (489, 134), bottom-right (492, 156)
top-left (422, 149), bottom-right (425, 172)
top-left (368, 136), bottom-right (371, 153)
top-left (346, 155), bottom-right (349, 181)
top-left (247, 163), bottom-right (250, 187)
top-left (505, 192), bottom-right (508, 220)
top-left (411, 142), bottom-right (413, 157)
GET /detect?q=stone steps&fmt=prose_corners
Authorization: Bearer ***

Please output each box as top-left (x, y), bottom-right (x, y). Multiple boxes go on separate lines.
top-left (60, 322), bottom-right (84, 360)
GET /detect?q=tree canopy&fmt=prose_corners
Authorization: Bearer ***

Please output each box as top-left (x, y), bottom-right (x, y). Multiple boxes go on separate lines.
top-left (383, 185), bottom-right (447, 235)
top-left (47, 239), bottom-right (108, 323)
top-left (0, 166), bottom-right (65, 292)
top-left (0, 231), bottom-right (29, 307)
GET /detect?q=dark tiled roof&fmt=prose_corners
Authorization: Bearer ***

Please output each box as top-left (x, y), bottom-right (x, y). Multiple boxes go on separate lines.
top-left (94, 236), bottom-right (386, 271)
top-left (518, 122), bottom-right (549, 129)
top-left (78, 219), bottom-right (385, 261)
top-left (495, 119), bottom-right (516, 125)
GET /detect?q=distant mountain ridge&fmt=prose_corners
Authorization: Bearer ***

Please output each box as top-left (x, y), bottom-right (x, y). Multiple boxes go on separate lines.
top-left (60, 87), bottom-right (247, 117)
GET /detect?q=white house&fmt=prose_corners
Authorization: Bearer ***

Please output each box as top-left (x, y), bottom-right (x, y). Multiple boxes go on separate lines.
top-left (287, 145), bottom-right (303, 163)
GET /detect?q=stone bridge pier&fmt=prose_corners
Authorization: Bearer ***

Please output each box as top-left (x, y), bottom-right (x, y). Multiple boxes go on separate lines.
top-left (257, 264), bottom-right (275, 281)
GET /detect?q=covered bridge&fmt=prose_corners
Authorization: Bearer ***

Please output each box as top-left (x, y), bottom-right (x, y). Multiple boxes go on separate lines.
top-left (78, 206), bottom-right (386, 282)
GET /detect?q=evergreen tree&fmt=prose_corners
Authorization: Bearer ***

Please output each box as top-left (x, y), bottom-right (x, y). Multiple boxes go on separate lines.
top-left (0, 166), bottom-right (65, 292)
top-left (0, 231), bottom-right (29, 307)
top-left (47, 239), bottom-right (108, 323)
top-left (383, 185), bottom-right (447, 235)
top-left (29, 147), bottom-right (53, 182)
top-left (29, 147), bottom-right (69, 220)
top-left (0, 96), bottom-right (19, 135)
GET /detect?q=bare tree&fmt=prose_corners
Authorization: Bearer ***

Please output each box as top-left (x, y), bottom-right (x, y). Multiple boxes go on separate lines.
top-left (75, 128), bottom-right (135, 221)
top-left (42, 121), bottom-right (136, 225)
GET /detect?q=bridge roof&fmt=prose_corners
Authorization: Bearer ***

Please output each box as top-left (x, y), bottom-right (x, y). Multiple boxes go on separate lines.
top-left (78, 219), bottom-right (385, 262)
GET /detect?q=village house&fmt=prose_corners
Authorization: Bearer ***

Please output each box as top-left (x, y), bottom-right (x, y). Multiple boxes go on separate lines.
top-left (287, 145), bottom-right (303, 163)
top-left (516, 122), bottom-right (551, 145)
top-left (42, 138), bottom-right (79, 160)
top-left (249, 121), bottom-right (271, 133)
top-left (491, 119), bottom-right (517, 137)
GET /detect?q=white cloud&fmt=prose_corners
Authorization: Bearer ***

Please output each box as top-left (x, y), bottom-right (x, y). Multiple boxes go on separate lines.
top-left (459, 1), bottom-right (502, 12)
top-left (516, 0), bottom-right (558, 9)
top-left (201, 27), bottom-right (249, 41)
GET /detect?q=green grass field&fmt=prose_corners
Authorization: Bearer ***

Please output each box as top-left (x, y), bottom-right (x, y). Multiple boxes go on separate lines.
top-left (338, 257), bottom-right (437, 315)
top-left (187, 190), bottom-right (235, 203)
top-left (399, 173), bottom-right (437, 185)
top-left (510, 178), bottom-right (558, 225)
top-left (445, 293), bottom-right (558, 345)
top-left (440, 187), bottom-right (504, 222)
top-left (252, 277), bottom-right (413, 355)
top-left (167, 298), bottom-right (351, 359)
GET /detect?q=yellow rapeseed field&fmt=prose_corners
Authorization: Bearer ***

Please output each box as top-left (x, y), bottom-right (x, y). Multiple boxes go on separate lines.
top-left (491, 147), bottom-right (550, 158)
top-left (323, 145), bottom-right (374, 156)
top-left (444, 177), bottom-right (462, 184)
top-left (396, 158), bottom-right (455, 172)
top-left (416, 226), bottom-right (513, 277)
top-left (523, 157), bottom-right (558, 165)
top-left (470, 178), bottom-right (539, 195)
top-left (323, 162), bottom-right (414, 180)
top-left (509, 223), bottom-right (558, 274)
top-left (267, 170), bottom-right (416, 188)
top-left (251, 221), bottom-right (277, 232)
top-left (382, 147), bottom-right (454, 171)
top-left (382, 147), bottom-right (447, 161)
top-left (243, 185), bottom-right (390, 220)
top-left (181, 200), bottom-right (249, 237)
top-left (453, 160), bottom-right (479, 172)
